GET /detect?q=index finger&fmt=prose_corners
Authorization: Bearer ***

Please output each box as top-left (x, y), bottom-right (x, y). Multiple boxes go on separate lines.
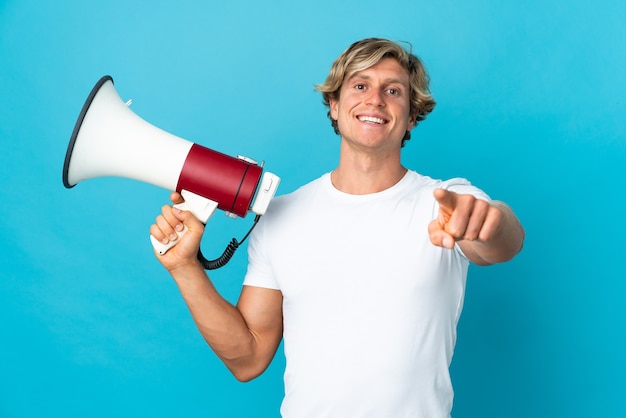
top-left (434, 188), bottom-right (457, 212)
top-left (170, 191), bottom-right (185, 205)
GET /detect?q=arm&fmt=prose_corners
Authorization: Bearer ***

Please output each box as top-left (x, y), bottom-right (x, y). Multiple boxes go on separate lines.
top-left (150, 193), bottom-right (283, 382)
top-left (428, 188), bottom-right (525, 266)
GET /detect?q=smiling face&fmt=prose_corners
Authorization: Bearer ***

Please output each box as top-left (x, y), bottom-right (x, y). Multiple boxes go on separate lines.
top-left (329, 58), bottom-right (416, 153)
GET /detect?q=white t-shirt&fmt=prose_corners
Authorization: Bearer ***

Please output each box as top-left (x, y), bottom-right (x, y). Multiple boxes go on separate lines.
top-left (244, 170), bottom-right (490, 418)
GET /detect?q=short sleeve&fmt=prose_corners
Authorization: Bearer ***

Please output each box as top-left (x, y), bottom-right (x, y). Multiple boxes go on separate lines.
top-left (439, 178), bottom-right (491, 202)
top-left (243, 216), bottom-right (281, 290)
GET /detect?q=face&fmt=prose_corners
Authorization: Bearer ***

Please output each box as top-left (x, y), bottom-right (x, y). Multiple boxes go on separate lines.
top-left (329, 57), bottom-right (416, 152)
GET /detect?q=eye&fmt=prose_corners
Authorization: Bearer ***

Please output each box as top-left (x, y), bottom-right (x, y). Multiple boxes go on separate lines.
top-left (355, 84), bottom-right (366, 90)
top-left (387, 88), bottom-right (400, 95)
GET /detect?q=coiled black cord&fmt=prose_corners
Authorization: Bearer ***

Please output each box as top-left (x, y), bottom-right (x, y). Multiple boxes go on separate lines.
top-left (196, 215), bottom-right (261, 270)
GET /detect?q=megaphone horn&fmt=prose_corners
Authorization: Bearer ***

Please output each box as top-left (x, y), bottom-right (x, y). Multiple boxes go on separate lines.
top-left (63, 75), bottom-right (280, 268)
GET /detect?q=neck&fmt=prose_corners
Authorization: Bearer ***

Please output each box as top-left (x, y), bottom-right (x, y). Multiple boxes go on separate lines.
top-left (331, 142), bottom-right (407, 195)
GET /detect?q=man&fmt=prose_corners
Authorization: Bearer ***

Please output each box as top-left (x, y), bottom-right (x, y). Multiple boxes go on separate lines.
top-left (150, 38), bottom-right (525, 417)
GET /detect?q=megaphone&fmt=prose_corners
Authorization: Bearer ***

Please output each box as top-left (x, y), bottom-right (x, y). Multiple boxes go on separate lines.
top-left (63, 75), bottom-right (280, 268)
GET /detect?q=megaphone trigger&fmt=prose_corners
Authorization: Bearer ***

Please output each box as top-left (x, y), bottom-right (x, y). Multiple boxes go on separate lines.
top-left (176, 190), bottom-right (220, 223)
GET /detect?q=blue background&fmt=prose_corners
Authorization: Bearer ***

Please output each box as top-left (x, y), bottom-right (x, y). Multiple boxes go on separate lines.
top-left (1, 1), bottom-right (625, 417)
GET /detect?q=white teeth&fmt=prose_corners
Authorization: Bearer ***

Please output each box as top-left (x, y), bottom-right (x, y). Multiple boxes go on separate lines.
top-left (358, 115), bottom-right (385, 124)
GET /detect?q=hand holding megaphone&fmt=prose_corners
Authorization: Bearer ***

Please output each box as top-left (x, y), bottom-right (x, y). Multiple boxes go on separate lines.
top-left (149, 189), bottom-right (219, 255)
top-left (63, 76), bottom-right (280, 269)
top-left (149, 191), bottom-right (205, 259)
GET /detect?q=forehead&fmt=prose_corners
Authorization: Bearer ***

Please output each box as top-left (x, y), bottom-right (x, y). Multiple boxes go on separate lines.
top-left (346, 58), bottom-right (410, 85)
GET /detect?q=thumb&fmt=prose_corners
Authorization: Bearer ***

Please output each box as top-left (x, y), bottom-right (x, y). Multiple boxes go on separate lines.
top-left (173, 206), bottom-right (204, 229)
top-left (428, 218), bottom-right (456, 249)
top-left (430, 189), bottom-right (457, 249)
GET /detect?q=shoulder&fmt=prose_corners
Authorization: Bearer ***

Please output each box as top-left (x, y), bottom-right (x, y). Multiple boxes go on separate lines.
top-left (439, 177), bottom-right (491, 201)
top-left (403, 170), bottom-right (439, 189)
top-left (405, 171), bottom-right (490, 201)
top-left (262, 173), bottom-right (330, 218)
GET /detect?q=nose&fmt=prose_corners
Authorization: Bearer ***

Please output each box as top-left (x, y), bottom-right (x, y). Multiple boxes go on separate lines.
top-left (365, 89), bottom-right (385, 107)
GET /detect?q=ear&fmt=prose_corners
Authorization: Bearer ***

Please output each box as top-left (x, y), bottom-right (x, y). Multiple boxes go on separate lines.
top-left (407, 114), bottom-right (417, 130)
top-left (329, 98), bottom-right (339, 121)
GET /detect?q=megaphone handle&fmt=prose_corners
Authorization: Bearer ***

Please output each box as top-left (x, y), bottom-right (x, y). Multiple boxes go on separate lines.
top-left (150, 191), bottom-right (219, 255)
top-left (150, 222), bottom-right (188, 255)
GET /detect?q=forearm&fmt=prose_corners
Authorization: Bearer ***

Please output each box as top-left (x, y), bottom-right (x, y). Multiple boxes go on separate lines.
top-left (151, 200), bottom-right (280, 380)
top-left (463, 201), bottom-right (525, 265)
top-left (169, 263), bottom-right (263, 379)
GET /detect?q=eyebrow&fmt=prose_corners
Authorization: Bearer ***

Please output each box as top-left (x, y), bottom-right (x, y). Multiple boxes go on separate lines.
top-left (349, 73), bottom-right (408, 86)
